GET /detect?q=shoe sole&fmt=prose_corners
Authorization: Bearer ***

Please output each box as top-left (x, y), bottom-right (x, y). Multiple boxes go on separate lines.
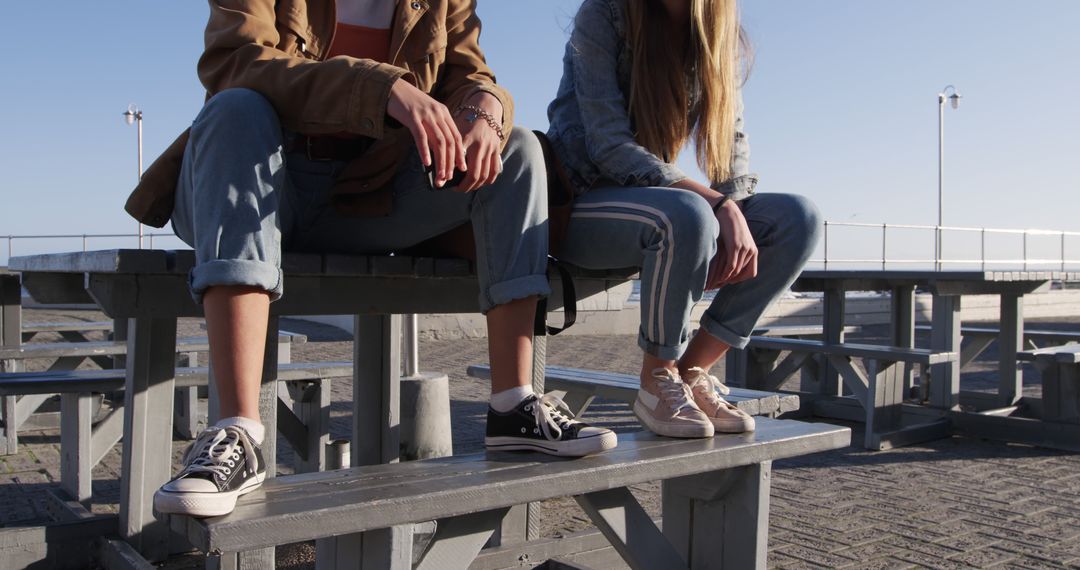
top-left (633, 400), bottom-right (714, 438)
top-left (485, 431), bottom-right (617, 457)
top-left (153, 473), bottom-right (266, 518)
top-left (710, 415), bottom-right (756, 433)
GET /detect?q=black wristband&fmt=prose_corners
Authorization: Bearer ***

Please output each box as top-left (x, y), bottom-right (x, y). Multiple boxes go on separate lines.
top-left (712, 194), bottom-right (731, 214)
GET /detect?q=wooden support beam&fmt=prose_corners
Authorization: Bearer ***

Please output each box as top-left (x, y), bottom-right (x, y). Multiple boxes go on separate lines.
top-left (577, 487), bottom-right (685, 570)
top-left (414, 508), bottom-right (509, 570)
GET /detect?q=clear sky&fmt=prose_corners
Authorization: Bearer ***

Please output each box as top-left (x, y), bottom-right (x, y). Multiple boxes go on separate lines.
top-left (2, 1), bottom-right (1078, 264)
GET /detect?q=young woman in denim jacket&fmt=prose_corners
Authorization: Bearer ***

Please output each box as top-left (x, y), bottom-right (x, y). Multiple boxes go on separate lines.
top-left (547, 0), bottom-right (821, 438)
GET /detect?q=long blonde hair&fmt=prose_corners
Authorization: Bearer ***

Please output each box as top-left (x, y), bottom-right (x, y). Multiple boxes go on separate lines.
top-left (626, 0), bottom-right (750, 184)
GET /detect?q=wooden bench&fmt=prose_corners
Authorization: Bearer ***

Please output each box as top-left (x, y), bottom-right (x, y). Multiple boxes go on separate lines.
top-left (9, 248), bottom-right (635, 564)
top-left (915, 324), bottom-right (1080, 369)
top-left (726, 324), bottom-right (862, 389)
top-left (0, 333), bottom-right (306, 452)
top-left (170, 418), bottom-right (849, 570)
top-left (0, 361), bottom-right (352, 506)
top-left (741, 337), bottom-right (958, 450)
top-left (1018, 345), bottom-right (1080, 424)
top-left (21, 320), bottom-right (113, 343)
top-left (467, 364), bottom-right (800, 418)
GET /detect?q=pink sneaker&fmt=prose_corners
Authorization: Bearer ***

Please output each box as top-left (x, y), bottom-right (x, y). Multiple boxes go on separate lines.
top-left (683, 367), bottom-right (756, 433)
top-left (633, 369), bottom-right (714, 438)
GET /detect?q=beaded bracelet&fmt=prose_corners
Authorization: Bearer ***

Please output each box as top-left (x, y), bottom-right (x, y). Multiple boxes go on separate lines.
top-left (456, 104), bottom-right (505, 141)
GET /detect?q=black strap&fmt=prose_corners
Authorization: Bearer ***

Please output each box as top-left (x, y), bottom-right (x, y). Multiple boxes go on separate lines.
top-left (535, 257), bottom-right (577, 336)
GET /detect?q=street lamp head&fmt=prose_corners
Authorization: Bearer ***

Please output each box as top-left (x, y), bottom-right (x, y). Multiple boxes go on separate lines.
top-left (123, 104), bottom-right (141, 125)
top-left (940, 85), bottom-right (962, 110)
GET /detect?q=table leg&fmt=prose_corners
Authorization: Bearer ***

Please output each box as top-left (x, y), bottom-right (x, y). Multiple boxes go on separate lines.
top-left (1, 273), bottom-right (23, 455)
top-left (119, 316), bottom-right (177, 561)
top-left (662, 462), bottom-right (771, 569)
top-left (930, 296), bottom-right (962, 410)
top-left (890, 285), bottom-right (916, 396)
top-left (820, 288), bottom-right (846, 396)
top-left (998, 293), bottom-right (1024, 406)
top-left (317, 314), bottom-right (407, 569)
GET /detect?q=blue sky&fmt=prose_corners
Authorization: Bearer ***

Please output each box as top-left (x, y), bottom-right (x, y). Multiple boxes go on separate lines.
top-left (2, 1), bottom-right (1078, 264)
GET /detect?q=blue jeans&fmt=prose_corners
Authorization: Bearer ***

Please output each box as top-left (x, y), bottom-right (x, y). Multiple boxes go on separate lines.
top-left (171, 88), bottom-right (551, 311)
top-left (558, 187), bottom-right (821, 360)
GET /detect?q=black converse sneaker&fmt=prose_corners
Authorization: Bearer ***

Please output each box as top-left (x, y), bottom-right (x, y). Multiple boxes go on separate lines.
top-left (485, 391), bottom-right (618, 457)
top-left (153, 425), bottom-right (266, 517)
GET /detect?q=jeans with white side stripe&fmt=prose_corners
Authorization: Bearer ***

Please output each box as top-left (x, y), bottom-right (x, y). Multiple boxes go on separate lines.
top-left (558, 186), bottom-right (821, 360)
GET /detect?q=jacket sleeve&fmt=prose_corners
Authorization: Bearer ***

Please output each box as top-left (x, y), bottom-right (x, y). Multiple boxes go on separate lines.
top-left (711, 90), bottom-right (759, 200)
top-left (434, 0), bottom-right (514, 149)
top-left (569, 0), bottom-right (688, 188)
top-left (197, 0), bottom-right (409, 138)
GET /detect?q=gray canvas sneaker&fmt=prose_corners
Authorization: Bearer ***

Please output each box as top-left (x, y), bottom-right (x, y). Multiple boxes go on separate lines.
top-left (633, 368), bottom-right (714, 438)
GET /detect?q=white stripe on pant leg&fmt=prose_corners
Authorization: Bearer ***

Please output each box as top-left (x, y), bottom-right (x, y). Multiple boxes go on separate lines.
top-left (574, 202), bottom-right (678, 346)
top-left (571, 206), bottom-right (675, 346)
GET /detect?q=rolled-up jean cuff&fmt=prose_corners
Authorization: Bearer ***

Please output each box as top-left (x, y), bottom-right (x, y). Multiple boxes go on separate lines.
top-left (483, 274), bottom-right (551, 314)
top-left (699, 312), bottom-right (751, 350)
top-left (188, 259), bottom-right (284, 304)
top-left (637, 333), bottom-right (687, 361)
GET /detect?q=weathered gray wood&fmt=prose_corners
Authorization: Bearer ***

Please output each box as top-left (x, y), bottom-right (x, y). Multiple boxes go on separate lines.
top-left (0, 336), bottom-right (211, 360)
top-left (119, 316), bottom-right (177, 561)
top-left (820, 287), bottom-right (846, 396)
top-left (891, 285), bottom-right (916, 393)
top-left (60, 392), bottom-right (94, 505)
top-left (352, 314), bottom-right (401, 466)
top-left (0, 517), bottom-right (117, 570)
top-left (998, 293), bottom-right (1024, 406)
top-left (182, 420), bottom-right (849, 554)
top-left (473, 525), bottom-right (621, 570)
top-left (663, 463), bottom-right (771, 570)
top-left (1021, 351), bottom-right (1080, 423)
top-left (949, 410), bottom-right (1080, 451)
top-left (414, 508), bottom-right (509, 570)
top-left (865, 360), bottom-right (905, 450)
top-left (746, 337), bottom-right (957, 365)
top-left (826, 354), bottom-right (869, 408)
top-left (795, 269), bottom-right (1054, 296)
top-left (1, 273), bottom-right (22, 455)
top-left (98, 537), bottom-right (158, 570)
top-left (92, 405), bottom-right (125, 468)
top-left (759, 350), bottom-right (809, 393)
top-left (22, 320), bottom-right (112, 334)
top-left (575, 487), bottom-right (685, 570)
top-left (930, 296), bottom-right (963, 410)
top-left (466, 364), bottom-right (798, 417)
top-left (0, 361), bottom-right (352, 396)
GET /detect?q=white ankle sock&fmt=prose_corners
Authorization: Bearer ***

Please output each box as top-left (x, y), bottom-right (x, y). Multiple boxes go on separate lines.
top-left (216, 416), bottom-right (265, 445)
top-left (490, 385), bottom-right (533, 413)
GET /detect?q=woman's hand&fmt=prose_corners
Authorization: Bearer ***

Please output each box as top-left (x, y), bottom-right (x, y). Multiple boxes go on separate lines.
top-left (387, 78), bottom-right (467, 188)
top-left (453, 92), bottom-right (504, 193)
top-left (706, 199), bottom-right (758, 289)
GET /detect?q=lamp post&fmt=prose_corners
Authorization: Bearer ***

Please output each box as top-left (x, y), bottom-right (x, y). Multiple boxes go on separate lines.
top-left (937, 85), bottom-right (961, 270)
top-left (123, 104), bottom-right (144, 249)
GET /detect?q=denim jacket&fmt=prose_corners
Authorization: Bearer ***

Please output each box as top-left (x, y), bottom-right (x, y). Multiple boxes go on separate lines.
top-left (546, 0), bottom-right (758, 200)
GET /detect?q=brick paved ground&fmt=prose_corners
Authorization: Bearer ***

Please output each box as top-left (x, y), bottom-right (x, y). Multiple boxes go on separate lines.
top-left (3, 309), bottom-right (1079, 569)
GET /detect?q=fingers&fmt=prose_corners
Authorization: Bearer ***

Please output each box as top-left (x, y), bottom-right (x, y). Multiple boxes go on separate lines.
top-left (487, 147), bottom-right (503, 186)
top-left (458, 144), bottom-right (482, 193)
top-left (410, 116), bottom-right (431, 168)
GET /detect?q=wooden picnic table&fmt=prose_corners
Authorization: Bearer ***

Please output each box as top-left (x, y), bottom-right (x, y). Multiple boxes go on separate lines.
top-left (791, 269), bottom-right (1080, 450)
top-left (793, 270), bottom-right (1080, 409)
top-left (8, 249), bottom-right (635, 564)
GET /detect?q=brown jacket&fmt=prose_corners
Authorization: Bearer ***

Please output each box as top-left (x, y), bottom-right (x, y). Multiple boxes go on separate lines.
top-left (125, 0), bottom-right (514, 227)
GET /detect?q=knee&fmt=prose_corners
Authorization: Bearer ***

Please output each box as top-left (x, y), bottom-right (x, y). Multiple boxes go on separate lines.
top-left (500, 126), bottom-right (544, 171)
top-left (788, 194), bottom-right (823, 246)
top-left (665, 191), bottom-right (718, 260)
top-left (193, 88), bottom-right (280, 139)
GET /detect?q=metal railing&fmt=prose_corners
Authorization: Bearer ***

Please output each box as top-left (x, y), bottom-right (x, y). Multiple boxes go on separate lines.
top-left (816, 222), bottom-right (1080, 271)
top-left (3, 232), bottom-right (180, 262)
top-left (4, 223), bottom-right (1080, 272)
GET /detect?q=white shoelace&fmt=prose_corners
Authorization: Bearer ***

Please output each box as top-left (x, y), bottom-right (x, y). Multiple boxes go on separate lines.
top-left (525, 391), bottom-right (577, 441)
top-left (652, 369), bottom-right (699, 414)
top-left (180, 427), bottom-right (258, 483)
top-left (685, 367), bottom-right (731, 396)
